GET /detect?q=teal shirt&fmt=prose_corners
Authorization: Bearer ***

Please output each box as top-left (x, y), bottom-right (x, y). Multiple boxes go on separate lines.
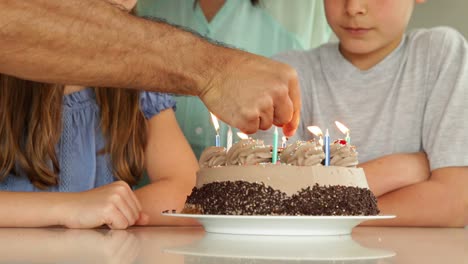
top-left (137, 0), bottom-right (331, 158)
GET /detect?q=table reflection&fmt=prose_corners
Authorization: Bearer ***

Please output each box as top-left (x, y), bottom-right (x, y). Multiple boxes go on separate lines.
top-left (0, 227), bottom-right (464, 264)
top-left (0, 228), bottom-right (140, 264)
top-left (165, 233), bottom-right (395, 264)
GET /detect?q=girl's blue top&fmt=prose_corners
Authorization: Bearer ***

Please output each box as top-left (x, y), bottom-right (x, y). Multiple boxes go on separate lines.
top-left (0, 88), bottom-right (175, 192)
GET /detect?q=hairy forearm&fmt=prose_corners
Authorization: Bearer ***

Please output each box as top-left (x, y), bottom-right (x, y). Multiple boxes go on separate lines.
top-left (359, 152), bottom-right (430, 197)
top-left (0, 192), bottom-right (70, 227)
top-left (0, 0), bottom-right (229, 94)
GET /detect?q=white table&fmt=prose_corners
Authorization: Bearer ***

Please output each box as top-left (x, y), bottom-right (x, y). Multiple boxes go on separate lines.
top-left (0, 226), bottom-right (465, 263)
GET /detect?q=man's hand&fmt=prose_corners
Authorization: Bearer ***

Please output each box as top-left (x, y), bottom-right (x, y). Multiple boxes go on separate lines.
top-left (199, 52), bottom-right (301, 136)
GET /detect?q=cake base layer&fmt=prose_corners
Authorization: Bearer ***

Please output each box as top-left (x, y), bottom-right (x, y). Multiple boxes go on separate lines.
top-left (183, 181), bottom-right (380, 216)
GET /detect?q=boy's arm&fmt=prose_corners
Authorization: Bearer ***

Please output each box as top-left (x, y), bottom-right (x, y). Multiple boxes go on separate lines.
top-left (359, 152), bottom-right (431, 197)
top-left (363, 167), bottom-right (468, 227)
top-left (135, 109), bottom-right (199, 226)
top-left (0, 0), bottom-right (300, 135)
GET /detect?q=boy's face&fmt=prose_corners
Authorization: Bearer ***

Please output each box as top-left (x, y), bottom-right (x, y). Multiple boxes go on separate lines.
top-left (325, 0), bottom-right (425, 55)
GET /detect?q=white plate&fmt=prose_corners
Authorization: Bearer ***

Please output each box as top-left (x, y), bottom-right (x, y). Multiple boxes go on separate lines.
top-left (165, 233), bottom-right (396, 261)
top-left (162, 213), bottom-right (395, 236)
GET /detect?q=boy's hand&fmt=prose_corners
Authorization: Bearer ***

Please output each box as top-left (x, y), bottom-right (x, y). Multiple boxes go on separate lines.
top-left (62, 181), bottom-right (149, 229)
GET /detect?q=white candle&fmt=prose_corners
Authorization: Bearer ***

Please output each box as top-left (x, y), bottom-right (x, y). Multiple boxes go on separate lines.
top-left (281, 136), bottom-right (288, 148)
top-left (335, 121), bottom-right (351, 144)
top-left (237, 132), bottom-right (249, 140)
top-left (307, 126), bottom-right (324, 146)
top-left (227, 126), bottom-right (233, 150)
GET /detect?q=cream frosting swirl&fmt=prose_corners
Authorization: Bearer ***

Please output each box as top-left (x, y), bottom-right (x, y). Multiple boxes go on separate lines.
top-left (280, 140), bottom-right (324, 166)
top-left (226, 139), bottom-right (271, 165)
top-left (330, 140), bottom-right (359, 167)
top-left (199, 146), bottom-right (227, 168)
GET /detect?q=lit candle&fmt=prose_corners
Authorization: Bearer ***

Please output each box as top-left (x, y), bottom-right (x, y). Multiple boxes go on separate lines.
top-left (210, 113), bottom-right (220, 147)
top-left (325, 129), bottom-right (330, 166)
top-left (226, 126), bottom-right (233, 150)
top-left (307, 126), bottom-right (324, 146)
top-left (272, 127), bottom-right (278, 164)
top-left (281, 136), bottom-right (288, 148)
top-left (236, 132), bottom-right (249, 140)
top-left (335, 121), bottom-right (351, 144)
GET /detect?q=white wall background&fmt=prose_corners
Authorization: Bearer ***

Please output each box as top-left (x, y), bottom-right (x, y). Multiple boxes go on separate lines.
top-left (408, 0), bottom-right (468, 38)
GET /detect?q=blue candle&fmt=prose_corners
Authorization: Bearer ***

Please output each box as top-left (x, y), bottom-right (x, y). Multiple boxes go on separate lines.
top-left (272, 127), bottom-right (278, 164)
top-left (325, 129), bottom-right (330, 166)
top-left (210, 113), bottom-right (221, 147)
top-left (215, 134), bottom-right (220, 147)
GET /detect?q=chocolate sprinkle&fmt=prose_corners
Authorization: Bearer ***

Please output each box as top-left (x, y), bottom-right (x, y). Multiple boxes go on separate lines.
top-left (284, 184), bottom-right (379, 216)
top-left (186, 181), bottom-right (288, 215)
top-left (184, 182), bottom-right (379, 216)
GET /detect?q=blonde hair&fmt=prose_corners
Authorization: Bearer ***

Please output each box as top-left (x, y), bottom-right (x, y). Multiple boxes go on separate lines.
top-left (0, 75), bottom-right (147, 189)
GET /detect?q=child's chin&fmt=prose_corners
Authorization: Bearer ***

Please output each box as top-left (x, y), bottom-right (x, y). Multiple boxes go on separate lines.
top-left (340, 40), bottom-right (384, 56)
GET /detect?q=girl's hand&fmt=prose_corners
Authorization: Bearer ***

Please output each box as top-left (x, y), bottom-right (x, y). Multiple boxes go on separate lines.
top-left (61, 181), bottom-right (149, 229)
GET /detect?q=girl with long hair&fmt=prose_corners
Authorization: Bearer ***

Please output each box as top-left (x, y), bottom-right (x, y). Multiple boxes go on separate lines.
top-left (0, 0), bottom-right (198, 229)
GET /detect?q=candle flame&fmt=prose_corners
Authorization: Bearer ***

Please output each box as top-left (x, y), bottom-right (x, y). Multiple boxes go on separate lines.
top-left (335, 121), bottom-right (349, 135)
top-left (307, 126), bottom-right (323, 137)
top-left (237, 132), bottom-right (249, 140)
top-left (210, 113), bottom-right (220, 132)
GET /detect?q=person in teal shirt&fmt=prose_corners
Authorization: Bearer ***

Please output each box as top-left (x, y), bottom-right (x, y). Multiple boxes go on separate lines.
top-left (137, 0), bottom-right (331, 158)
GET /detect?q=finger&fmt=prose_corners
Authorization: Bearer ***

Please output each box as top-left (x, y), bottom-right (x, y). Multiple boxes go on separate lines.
top-left (105, 206), bottom-right (129, 230)
top-left (259, 106), bottom-right (273, 131)
top-left (257, 95), bottom-right (274, 130)
top-left (108, 190), bottom-right (138, 226)
top-left (116, 194), bottom-right (139, 226)
top-left (123, 183), bottom-right (142, 213)
top-left (272, 84), bottom-right (294, 128)
top-left (272, 92), bottom-right (293, 127)
top-left (282, 74), bottom-right (301, 136)
top-left (238, 111), bottom-right (260, 134)
top-left (135, 212), bottom-right (150, 226)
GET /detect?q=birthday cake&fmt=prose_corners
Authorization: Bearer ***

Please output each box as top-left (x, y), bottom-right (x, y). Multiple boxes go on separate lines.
top-left (182, 138), bottom-right (379, 216)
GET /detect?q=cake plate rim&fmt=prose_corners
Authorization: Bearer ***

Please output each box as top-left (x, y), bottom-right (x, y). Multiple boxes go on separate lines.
top-left (162, 213), bottom-right (396, 236)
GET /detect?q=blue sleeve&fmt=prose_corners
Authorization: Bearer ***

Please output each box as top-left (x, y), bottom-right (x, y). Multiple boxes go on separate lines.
top-left (139, 91), bottom-right (176, 119)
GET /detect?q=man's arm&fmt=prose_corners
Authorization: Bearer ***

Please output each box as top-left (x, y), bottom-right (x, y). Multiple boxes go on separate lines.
top-left (363, 167), bottom-right (468, 227)
top-left (0, 0), bottom-right (300, 135)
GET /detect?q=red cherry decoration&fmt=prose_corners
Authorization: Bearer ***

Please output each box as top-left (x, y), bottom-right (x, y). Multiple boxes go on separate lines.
top-left (334, 139), bottom-right (347, 145)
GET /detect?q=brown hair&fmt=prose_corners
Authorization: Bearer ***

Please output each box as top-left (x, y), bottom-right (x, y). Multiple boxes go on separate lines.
top-left (0, 75), bottom-right (147, 189)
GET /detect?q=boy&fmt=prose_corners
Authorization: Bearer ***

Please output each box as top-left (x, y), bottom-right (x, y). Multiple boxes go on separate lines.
top-left (257, 0), bottom-right (468, 227)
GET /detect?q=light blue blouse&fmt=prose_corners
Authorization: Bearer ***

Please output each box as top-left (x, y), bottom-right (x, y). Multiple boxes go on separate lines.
top-left (0, 88), bottom-right (175, 192)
